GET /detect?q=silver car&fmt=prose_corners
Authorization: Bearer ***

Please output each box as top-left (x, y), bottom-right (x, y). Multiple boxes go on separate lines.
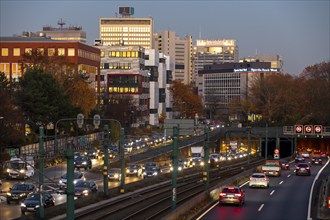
top-left (108, 168), bottom-right (122, 181)
top-left (249, 173), bottom-right (270, 188)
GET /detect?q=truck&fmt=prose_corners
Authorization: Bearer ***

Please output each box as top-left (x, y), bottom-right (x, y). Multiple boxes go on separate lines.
top-left (261, 160), bottom-right (281, 177)
top-left (5, 157), bottom-right (35, 179)
top-left (190, 146), bottom-right (205, 159)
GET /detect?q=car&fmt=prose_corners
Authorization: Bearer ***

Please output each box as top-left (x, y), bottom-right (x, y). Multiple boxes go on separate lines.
top-left (295, 163), bottom-right (311, 176)
top-left (84, 148), bottom-right (98, 159)
top-left (143, 162), bottom-right (156, 170)
top-left (74, 156), bottom-right (92, 170)
top-left (249, 173), bottom-right (270, 188)
top-left (126, 164), bottom-right (143, 177)
top-left (301, 151), bottom-right (310, 158)
top-left (209, 153), bottom-right (220, 162)
top-left (7, 183), bottom-right (37, 204)
top-left (143, 166), bottom-right (161, 179)
top-left (74, 180), bottom-right (98, 197)
top-left (191, 157), bottom-right (205, 167)
top-left (108, 168), bottom-right (122, 181)
top-left (178, 158), bottom-right (192, 168)
top-left (295, 155), bottom-right (305, 163)
top-left (21, 192), bottom-right (55, 215)
top-left (59, 171), bottom-right (86, 188)
top-left (280, 160), bottom-right (290, 170)
top-left (219, 186), bottom-right (245, 206)
top-left (311, 157), bottom-right (322, 165)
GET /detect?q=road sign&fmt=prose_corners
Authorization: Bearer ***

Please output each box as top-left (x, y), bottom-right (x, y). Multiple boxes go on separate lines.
top-left (304, 125), bottom-right (313, 134)
top-left (164, 119), bottom-right (194, 135)
top-left (93, 114), bottom-right (101, 129)
top-left (295, 125), bottom-right (303, 134)
top-left (274, 154), bottom-right (279, 159)
top-left (77, 113), bottom-right (84, 128)
top-left (274, 149), bottom-right (279, 154)
top-left (314, 125), bottom-right (323, 134)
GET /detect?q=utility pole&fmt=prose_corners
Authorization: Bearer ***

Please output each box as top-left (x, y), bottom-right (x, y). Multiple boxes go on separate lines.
top-left (265, 123), bottom-right (268, 159)
top-left (103, 125), bottom-right (109, 198)
top-left (171, 126), bottom-right (179, 210)
top-left (66, 141), bottom-right (74, 220)
top-left (38, 127), bottom-right (45, 220)
top-left (203, 126), bottom-right (210, 190)
top-left (120, 128), bottom-right (126, 193)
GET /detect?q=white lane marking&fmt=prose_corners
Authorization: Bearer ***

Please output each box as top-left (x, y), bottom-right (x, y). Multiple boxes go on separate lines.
top-left (240, 181), bottom-right (249, 187)
top-left (258, 204), bottom-right (264, 211)
top-left (196, 201), bottom-right (219, 220)
top-left (307, 156), bottom-right (330, 220)
top-left (270, 190), bottom-right (275, 195)
top-left (287, 174), bottom-right (291, 177)
top-left (279, 181), bottom-right (283, 185)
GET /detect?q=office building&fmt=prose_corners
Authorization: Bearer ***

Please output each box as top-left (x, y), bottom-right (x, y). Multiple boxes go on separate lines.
top-left (154, 31), bottom-right (192, 84)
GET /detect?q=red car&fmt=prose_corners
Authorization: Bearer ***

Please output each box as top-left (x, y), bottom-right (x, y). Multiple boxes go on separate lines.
top-left (219, 186), bottom-right (245, 206)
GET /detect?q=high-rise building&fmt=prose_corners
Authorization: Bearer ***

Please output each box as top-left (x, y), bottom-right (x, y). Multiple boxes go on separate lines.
top-left (193, 39), bottom-right (239, 84)
top-left (154, 31), bottom-right (192, 84)
top-left (99, 8), bottom-right (153, 49)
top-left (240, 54), bottom-right (284, 73)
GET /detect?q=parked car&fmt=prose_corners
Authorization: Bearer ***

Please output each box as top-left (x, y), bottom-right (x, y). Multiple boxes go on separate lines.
top-left (295, 163), bottom-right (311, 176)
top-left (311, 157), bottom-right (323, 165)
top-left (74, 180), bottom-right (98, 197)
top-left (249, 173), bottom-right (270, 188)
top-left (7, 183), bottom-right (37, 204)
top-left (59, 171), bottom-right (86, 188)
top-left (126, 164), bottom-right (143, 177)
top-left (21, 192), bottom-right (55, 215)
top-left (74, 156), bottom-right (92, 170)
top-left (143, 166), bottom-right (161, 179)
top-left (219, 186), bottom-right (245, 206)
top-left (108, 168), bottom-right (122, 181)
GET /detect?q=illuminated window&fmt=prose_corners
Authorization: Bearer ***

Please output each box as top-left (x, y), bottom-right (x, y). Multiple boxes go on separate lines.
top-left (37, 48), bottom-right (44, 55)
top-left (68, 48), bottom-right (75, 56)
top-left (122, 51), bottom-right (127, 57)
top-left (101, 51), bottom-right (105, 58)
top-left (116, 51), bottom-right (120, 57)
top-left (48, 48), bottom-right (55, 56)
top-left (13, 48), bottom-right (20, 56)
top-left (25, 48), bottom-right (32, 55)
top-left (111, 51), bottom-right (116, 57)
top-left (1, 48), bottom-right (8, 56)
top-left (127, 51), bottom-right (131, 57)
top-left (58, 48), bottom-right (65, 56)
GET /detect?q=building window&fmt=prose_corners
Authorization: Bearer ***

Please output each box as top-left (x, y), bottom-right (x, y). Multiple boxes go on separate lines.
top-left (1, 48), bottom-right (8, 56)
top-left (48, 48), bottom-right (55, 56)
top-left (68, 48), bottom-right (75, 56)
top-left (37, 48), bottom-right (44, 55)
top-left (13, 48), bottom-right (20, 56)
top-left (58, 48), bottom-right (65, 56)
top-left (25, 48), bottom-right (32, 55)
top-left (101, 51), bottom-right (105, 58)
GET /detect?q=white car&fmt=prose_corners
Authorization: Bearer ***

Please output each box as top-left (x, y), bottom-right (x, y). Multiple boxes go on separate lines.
top-left (249, 173), bottom-right (269, 188)
top-left (59, 171), bottom-right (86, 188)
top-left (301, 151), bottom-right (310, 158)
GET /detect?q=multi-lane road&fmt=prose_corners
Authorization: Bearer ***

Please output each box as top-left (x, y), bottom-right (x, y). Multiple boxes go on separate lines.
top-left (198, 157), bottom-right (330, 220)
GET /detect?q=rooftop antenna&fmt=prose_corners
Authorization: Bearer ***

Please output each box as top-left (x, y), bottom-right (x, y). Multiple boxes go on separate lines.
top-left (58, 18), bottom-right (66, 29)
top-left (199, 25), bottom-right (202, 39)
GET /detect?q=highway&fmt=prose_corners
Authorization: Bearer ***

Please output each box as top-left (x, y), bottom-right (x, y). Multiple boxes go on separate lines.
top-left (198, 157), bottom-right (330, 220)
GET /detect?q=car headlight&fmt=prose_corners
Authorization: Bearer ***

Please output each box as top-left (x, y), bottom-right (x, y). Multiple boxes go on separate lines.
top-left (20, 193), bottom-right (26, 197)
top-left (21, 203), bottom-right (26, 207)
top-left (114, 174), bottom-right (119, 178)
top-left (201, 162), bottom-right (205, 166)
top-left (83, 190), bottom-right (89, 195)
top-left (35, 205), bottom-right (39, 208)
top-left (7, 192), bottom-right (11, 196)
top-left (19, 169), bottom-right (25, 173)
top-left (73, 180), bottom-right (78, 184)
top-left (126, 170), bottom-right (129, 173)
top-left (134, 170), bottom-right (137, 173)
top-left (143, 172), bottom-right (147, 175)
top-left (6, 168), bottom-right (10, 173)
top-left (153, 172), bottom-right (158, 176)
top-left (59, 180), bottom-right (63, 184)
top-left (178, 167), bottom-right (182, 171)
top-left (82, 162), bottom-right (87, 165)
top-left (170, 167), bottom-right (173, 171)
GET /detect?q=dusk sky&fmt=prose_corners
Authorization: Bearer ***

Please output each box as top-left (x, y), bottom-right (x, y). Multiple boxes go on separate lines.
top-left (1, 0), bottom-right (329, 75)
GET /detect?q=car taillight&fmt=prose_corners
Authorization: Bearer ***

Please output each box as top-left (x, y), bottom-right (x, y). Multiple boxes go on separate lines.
top-left (220, 193), bottom-right (226, 196)
top-left (306, 167), bottom-right (310, 169)
top-left (235, 193), bottom-right (242, 197)
top-left (264, 178), bottom-right (268, 181)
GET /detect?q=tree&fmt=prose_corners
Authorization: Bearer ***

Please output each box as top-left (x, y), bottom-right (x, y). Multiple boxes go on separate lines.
top-left (0, 72), bottom-right (25, 159)
top-left (15, 68), bottom-right (74, 134)
top-left (168, 80), bottom-right (203, 119)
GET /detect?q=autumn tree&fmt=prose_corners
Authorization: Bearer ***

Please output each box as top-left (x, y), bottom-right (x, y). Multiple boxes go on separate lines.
top-left (168, 80), bottom-right (203, 119)
top-left (15, 68), bottom-right (75, 135)
top-left (21, 49), bottom-right (96, 117)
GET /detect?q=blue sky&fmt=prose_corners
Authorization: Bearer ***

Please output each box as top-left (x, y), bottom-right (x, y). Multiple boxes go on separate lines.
top-left (1, 0), bottom-right (329, 75)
